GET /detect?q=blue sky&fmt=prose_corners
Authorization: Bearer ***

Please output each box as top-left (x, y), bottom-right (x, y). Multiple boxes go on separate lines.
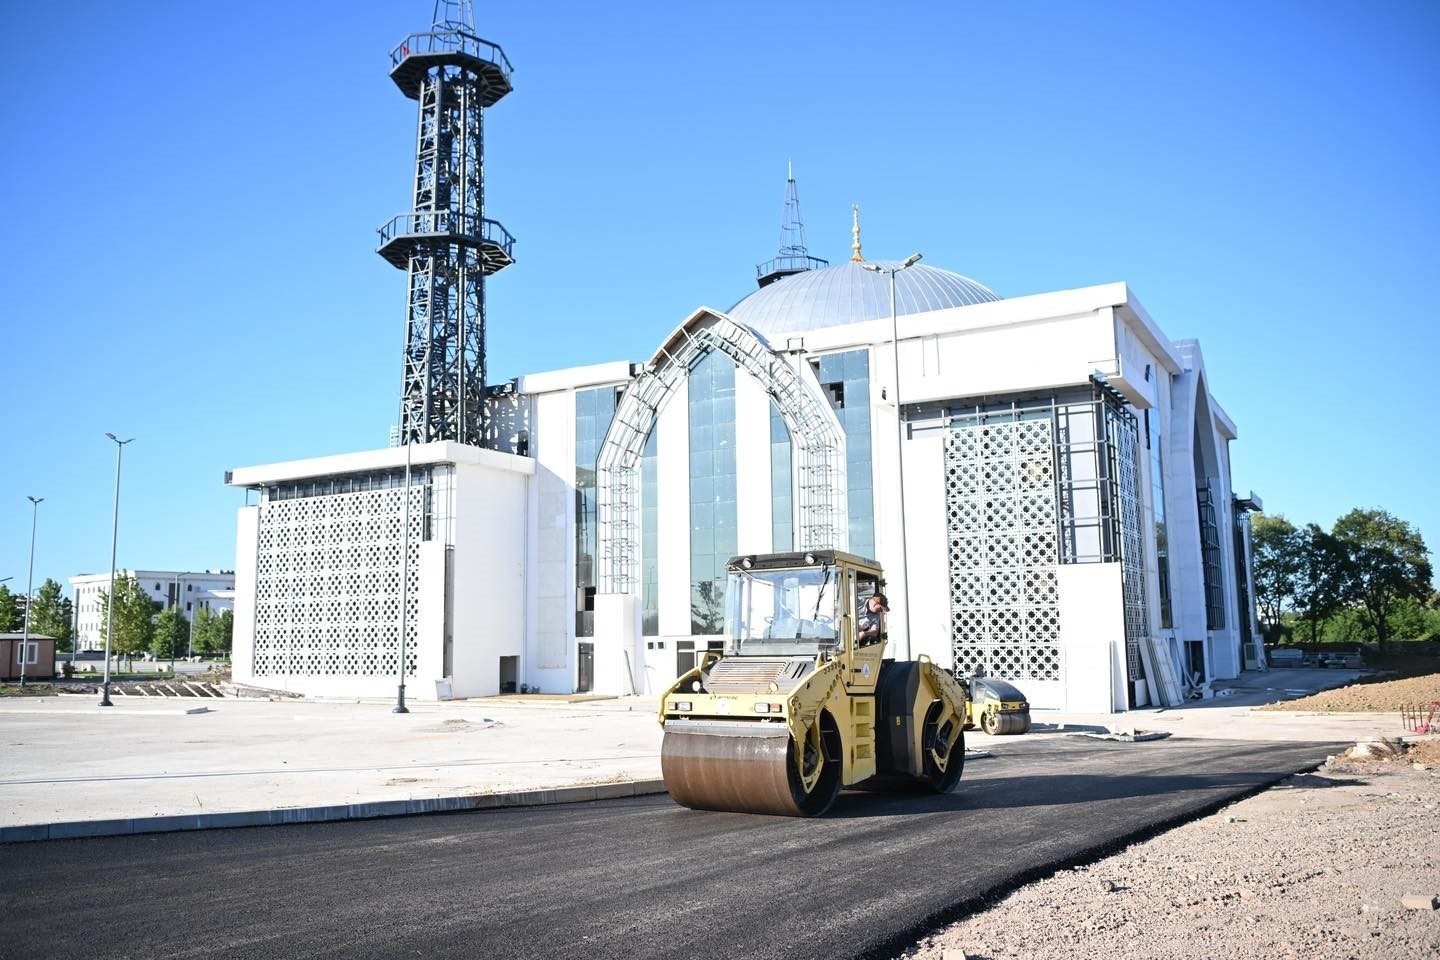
top-left (1, 0), bottom-right (1437, 596)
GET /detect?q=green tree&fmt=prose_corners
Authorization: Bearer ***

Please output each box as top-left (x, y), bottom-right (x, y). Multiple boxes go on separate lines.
top-left (1251, 513), bottom-right (1301, 642)
top-left (1332, 508), bottom-right (1434, 650)
top-left (214, 609), bottom-right (233, 655)
top-left (151, 607), bottom-right (190, 660)
top-left (99, 575), bottom-right (156, 660)
top-left (1385, 596), bottom-right (1440, 643)
top-left (0, 585), bottom-right (19, 632)
top-left (57, 597), bottom-right (74, 652)
top-left (1292, 523), bottom-right (1346, 644)
top-left (191, 605), bottom-right (214, 656)
top-left (192, 608), bottom-right (233, 656)
top-left (28, 579), bottom-right (73, 647)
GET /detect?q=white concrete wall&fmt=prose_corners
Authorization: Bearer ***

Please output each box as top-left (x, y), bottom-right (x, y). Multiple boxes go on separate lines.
top-left (415, 540), bottom-right (447, 695)
top-left (450, 460), bottom-right (529, 698)
top-left (872, 341), bottom-right (906, 649)
top-left (1058, 564), bottom-right (1128, 712)
top-left (1165, 367), bottom-right (1209, 656)
top-left (593, 593), bottom-right (640, 695)
top-left (734, 367), bottom-right (774, 556)
top-left (232, 507), bottom-right (259, 685)
top-left (529, 389), bottom-right (575, 695)
top-left (899, 420), bottom-right (951, 669)
top-left (902, 311), bottom-right (1115, 406)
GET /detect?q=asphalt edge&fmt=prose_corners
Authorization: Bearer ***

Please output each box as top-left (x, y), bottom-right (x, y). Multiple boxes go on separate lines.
top-left (0, 779), bottom-right (670, 844)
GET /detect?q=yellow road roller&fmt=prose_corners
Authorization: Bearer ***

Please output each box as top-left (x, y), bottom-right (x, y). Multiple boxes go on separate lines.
top-left (963, 672), bottom-right (1032, 736)
top-left (658, 550), bottom-right (968, 816)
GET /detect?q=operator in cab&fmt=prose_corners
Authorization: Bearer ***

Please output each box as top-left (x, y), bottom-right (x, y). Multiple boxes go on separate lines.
top-left (857, 592), bottom-right (889, 646)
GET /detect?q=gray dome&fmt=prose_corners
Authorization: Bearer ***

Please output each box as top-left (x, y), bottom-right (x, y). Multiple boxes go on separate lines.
top-left (727, 260), bottom-right (1000, 339)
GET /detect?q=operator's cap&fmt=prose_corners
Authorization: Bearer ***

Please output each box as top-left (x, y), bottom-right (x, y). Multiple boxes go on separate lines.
top-left (871, 593), bottom-right (889, 611)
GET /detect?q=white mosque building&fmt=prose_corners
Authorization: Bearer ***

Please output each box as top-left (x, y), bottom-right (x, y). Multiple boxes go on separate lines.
top-left (226, 217), bottom-right (1263, 712)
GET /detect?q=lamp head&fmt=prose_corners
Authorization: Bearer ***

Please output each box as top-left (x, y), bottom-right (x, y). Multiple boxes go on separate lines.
top-left (105, 432), bottom-right (117, 441)
top-left (27, 496), bottom-right (43, 505)
top-left (902, 252), bottom-right (923, 268)
top-left (861, 263), bottom-right (882, 274)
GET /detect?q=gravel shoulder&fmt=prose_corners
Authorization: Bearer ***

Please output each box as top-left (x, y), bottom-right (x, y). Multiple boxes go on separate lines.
top-left (899, 741), bottom-right (1440, 960)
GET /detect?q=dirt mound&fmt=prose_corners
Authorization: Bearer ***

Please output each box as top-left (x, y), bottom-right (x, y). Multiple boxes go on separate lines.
top-left (1258, 672), bottom-right (1440, 714)
top-left (1325, 737), bottom-right (1440, 777)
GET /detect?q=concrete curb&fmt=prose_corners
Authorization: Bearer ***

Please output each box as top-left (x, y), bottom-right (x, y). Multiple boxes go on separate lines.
top-left (0, 779), bottom-right (670, 844)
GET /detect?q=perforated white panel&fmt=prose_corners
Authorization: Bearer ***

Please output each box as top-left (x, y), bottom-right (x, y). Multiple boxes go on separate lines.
top-left (253, 488), bottom-right (422, 679)
top-left (945, 417), bottom-right (1061, 682)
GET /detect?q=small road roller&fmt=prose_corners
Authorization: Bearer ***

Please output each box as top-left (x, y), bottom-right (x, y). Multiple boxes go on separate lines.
top-left (658, 550), bottom-right (968, 816)
top-left (963, 672), bottom-right (1032, 736)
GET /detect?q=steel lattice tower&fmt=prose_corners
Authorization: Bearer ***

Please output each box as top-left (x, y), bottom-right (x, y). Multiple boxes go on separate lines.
top-left (378, 0), bottom-right (515, 446)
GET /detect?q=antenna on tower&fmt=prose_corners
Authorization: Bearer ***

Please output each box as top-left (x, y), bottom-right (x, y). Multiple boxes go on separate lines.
top-left (756, 163), bottom-right (829, 288)
top-left (432, 0), bottom-right (476, 32)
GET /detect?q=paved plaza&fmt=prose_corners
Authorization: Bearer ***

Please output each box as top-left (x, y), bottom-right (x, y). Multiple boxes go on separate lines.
top-left (0, 666), bottom-right (1416, 840)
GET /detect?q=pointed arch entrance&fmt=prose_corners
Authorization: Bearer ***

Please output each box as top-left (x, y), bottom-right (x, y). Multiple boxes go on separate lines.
top-left (595, 308), bottom-right (847, 595)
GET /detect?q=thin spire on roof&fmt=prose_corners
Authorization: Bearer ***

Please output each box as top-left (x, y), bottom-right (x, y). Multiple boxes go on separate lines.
top-left (850, 204), bottom-right (863, 263)
top-left (755, 163), bottom-right (828, 288)
top-left (777, 163), bottom-right (810, 259)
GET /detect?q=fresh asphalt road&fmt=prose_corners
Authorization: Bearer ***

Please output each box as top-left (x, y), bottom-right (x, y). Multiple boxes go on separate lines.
top-left (0, 737), bottom-right (1336, 960)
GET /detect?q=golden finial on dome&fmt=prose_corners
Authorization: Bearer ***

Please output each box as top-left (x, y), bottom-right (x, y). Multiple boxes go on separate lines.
top-left (850, 204), bottom-right (863, 263)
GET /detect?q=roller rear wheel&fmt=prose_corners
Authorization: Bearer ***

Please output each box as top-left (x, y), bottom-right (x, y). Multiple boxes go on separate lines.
top-left (921, 700), bottom-right (965, 792)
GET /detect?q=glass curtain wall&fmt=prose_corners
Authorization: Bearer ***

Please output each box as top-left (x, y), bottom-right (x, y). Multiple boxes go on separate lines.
top-left (575, 386), bottom-right (618, 638)
top-left (1055, 401), bottom-right (1114, 563)
top-left (770, 402), bottom-right (793, 552)
top-left (688, 352), bottom-right (737, 633)
top-left (812, 350), bottom-right (874, 559)
top-left (1233, 508), bottom-right (1253, 656)
top-left (1194, 424), bottom-right (1225, 631)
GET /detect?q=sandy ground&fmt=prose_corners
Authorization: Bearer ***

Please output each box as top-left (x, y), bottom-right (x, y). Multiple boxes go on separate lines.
top-left (899, 741), bottom-right (1440, 960)
top-left (1259, 671), bottom-right (1440, 715)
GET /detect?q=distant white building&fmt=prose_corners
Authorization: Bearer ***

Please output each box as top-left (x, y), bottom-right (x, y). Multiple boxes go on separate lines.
top-left (226, 259), bottom-right (1263, 711)
top-left (69, 570), bottom-right (235, 652)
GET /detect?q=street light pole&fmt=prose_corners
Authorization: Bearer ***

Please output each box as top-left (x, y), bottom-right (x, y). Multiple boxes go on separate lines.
top-left (394, 440), bottom-right (412, 714)
top-left (170, 572), bottom-right (187, 672)
top-left (100, 433), bottom-right (134, 707)
top-left (863, 253), bottom-right (922, 660)
top-left (20, 496), bottom-right (43, 687)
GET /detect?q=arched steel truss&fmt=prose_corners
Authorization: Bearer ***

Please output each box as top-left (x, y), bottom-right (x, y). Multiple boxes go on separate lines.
top-left (596, 308), bottom-right (847, 595)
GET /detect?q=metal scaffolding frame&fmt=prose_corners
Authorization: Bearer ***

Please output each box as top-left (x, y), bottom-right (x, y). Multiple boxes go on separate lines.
top-left (595, 309), bottom-right (847, 595)
top-left (377, 1), bottom-right (515, 447)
